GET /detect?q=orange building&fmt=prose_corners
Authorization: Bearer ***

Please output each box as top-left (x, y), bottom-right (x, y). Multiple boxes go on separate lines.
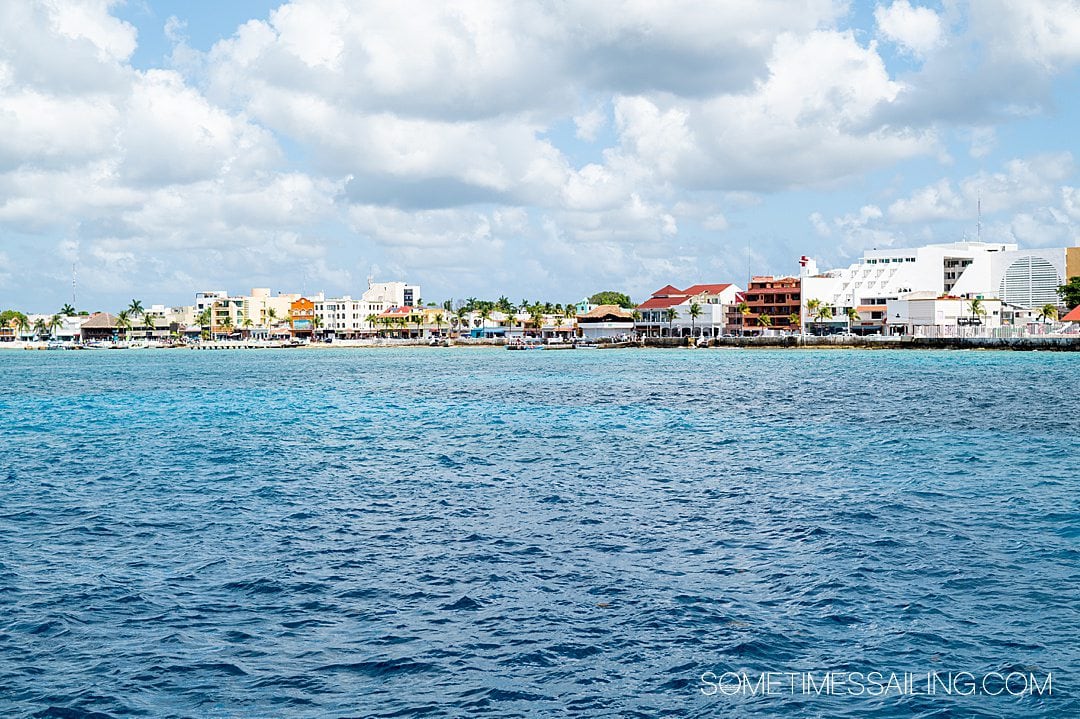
top-left (289, 297), bottom-right (315, 338)
top-left (737, 276), bottom-right (801, 333)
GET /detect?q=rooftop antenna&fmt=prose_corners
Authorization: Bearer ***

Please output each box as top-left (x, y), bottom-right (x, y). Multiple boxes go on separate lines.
top-left (71, 263), bottom-right (77, 308)
top-left (977, 192), bottom-right (982, 243)
top-left (746, 237), bottom-right (751, 288)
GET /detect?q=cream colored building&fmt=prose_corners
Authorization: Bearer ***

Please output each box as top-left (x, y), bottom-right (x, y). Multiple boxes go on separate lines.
top-left (194, 288), bottom-right (300, 331)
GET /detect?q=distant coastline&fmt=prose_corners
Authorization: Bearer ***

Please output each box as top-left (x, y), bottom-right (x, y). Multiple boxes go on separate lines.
top-left (4, 335), bottom-right (1080, 352)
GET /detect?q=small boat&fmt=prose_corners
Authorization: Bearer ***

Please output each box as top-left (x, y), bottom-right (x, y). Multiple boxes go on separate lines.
top-left (507, 338), bottom-right (544, 350)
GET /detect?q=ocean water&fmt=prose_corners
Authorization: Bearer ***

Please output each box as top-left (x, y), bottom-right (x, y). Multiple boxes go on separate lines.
top-left (0, 347), bottom-right (1077, 718)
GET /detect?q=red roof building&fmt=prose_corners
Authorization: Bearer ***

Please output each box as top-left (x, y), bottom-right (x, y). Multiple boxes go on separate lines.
top-left (636, 282), bottom-right (740, 337)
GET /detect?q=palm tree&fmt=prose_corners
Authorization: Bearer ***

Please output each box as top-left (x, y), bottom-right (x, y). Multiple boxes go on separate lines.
top-left (529, 307), bottom-right (545, 337)
top-left (805, 299), bottom-right (820, 334)
top-left (411, 311), bottom-right (424, 338)
top-left (815, 305), bottom-right (834, 334)
top-left (196, 308), bottom-right (212, 340)
top-left (688, 302), bottom-right (702, 337)
top-left (33, 317), bottom-right (48, 339)
top-left (664, 307), bottom-right (678, 337)
top-left (1037, 304), bottom-right (1058, 324)
top-left (312, 315), bottom-right (323, 339)
top-left (116, 310), bottom-right (132, 341)
top-left (267, 307), bottom-right (278, 327)
top-left (757, 314), bottom-right (772, 328)
top-left (846, 307), bottom-right (859, 332)
top-left (60, 304), bottom-right (76, 316)
top-left (242, 317), bottom-right (254, 337)
top-left (220, 314), bottom-right (234, 338)
top-left (787, 313), bottom-right (801, 331)
top-left (737, 301), bottom-right (750, 336)
top-left (49, 314), bottom-right (63, 338)
top-left (15, 315), bottom-right (30, 340)
top-left (455, 307), bottom-right (469, 336)
top-left (128, 299), bottom-right (144, 318)
top-left (968, 298), bottom-right (986, 324)
top-left (365, 313), bottom-right (379, 332)
top-left (433, 312), bottom-right (445, 336)
top-left (478, 306), bottom-right (492, 338)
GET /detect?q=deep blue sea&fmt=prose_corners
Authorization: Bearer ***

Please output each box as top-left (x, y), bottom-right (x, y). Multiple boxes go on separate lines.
top-left (0, 347), bottom-right (1077, 718)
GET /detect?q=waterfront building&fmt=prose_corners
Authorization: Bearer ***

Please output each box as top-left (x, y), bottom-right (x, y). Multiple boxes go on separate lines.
top-left (736, 276), bottom-right (801, 334)
top-left (79, 313), bottom-right (120, 342)
top-left (360, 280), bottom-right (419, 316)
top-left (577, 305), bottom-right (634, 339)
top-left (195, 289), bottom-right (299, 334)
top-left (636, 283), bottom-right (740, 337)
top-left (885, 293), bottom-right (1003, 336)
top-left (801, 242), bottom-right (1077, 333)
top-left (147, 304), bottom-right (196, 328)
top-left (289, 298), bottom-right (316, 339)
top-left (315, 296), bottom-right (365, 338)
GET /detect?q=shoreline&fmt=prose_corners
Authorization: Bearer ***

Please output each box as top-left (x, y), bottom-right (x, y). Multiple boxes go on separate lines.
top-left (4, 335), bottom-right (1080, 352)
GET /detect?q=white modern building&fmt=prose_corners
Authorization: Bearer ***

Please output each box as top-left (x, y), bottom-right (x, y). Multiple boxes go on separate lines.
top-left (886, 292), bottom-right (1003, 336)
top-left (315, 296), bottom-right (366, 337)
top-left (360, 280), bottom-right (420, 315)
top-left (802, 242), bottom-right (1076, 333)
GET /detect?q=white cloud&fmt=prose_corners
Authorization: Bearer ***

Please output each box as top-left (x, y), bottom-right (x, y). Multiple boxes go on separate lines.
top-left (875, 1), bottom-right (944, 57)
top-left (573, 105), bottom-right (606, 142)
top-left (888, 152), bottom-right (1075, 222)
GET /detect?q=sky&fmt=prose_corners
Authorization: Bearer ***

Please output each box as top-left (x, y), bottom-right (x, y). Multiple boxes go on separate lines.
top-left (2, 0), bottom-right (1080, 312)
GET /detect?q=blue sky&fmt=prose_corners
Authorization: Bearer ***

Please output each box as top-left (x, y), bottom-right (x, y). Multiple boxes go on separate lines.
top-left (1, 0), bottom-right (1079, 312)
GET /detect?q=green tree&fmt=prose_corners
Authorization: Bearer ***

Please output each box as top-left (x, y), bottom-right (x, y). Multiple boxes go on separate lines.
top-left (688, 302), bottom-right (702, 337)
top-left (196, 308), bottom-right (212, 339)
top-left (737, 301), bottom-right (750, 336)
top-left (455, 306), bottom-right (469, 335)
top-left (664, 307), bottom-right (678, 336)
top-left (220, 314), bottom-right (234, 337)
top-left (529, 307), bottom-right (545, 336)
top-left (788, 313), bottom-right (801, 330)
top-left (266, 307), bottom-right (278, 326)
top-left (1, 310), bottom-right (28, 335)
top-left (588, 291), bottom-right (633, 308)
top-left (478, 306), bottom-right (492, 337)
top-left (116, 310), bottom-right (133, 341)
top-left (60, 304), bottom-right (76, 316)
top-left (49, 314), bottom-right (63, 338)
top-left (845, 307), bottom-right (859, 331)
top-left (1057, 277), bottom-right (1080, 309)
top-left (969, 298), bottom-right (987, 324)
top-left (495, 296), bottom-right (513, 314)
top-left (1037, 304), bottom-right (1058, 324)
top-left (805, 299), bottom-right (820, 332)
top-left (433, 312), bottom-right (445, 336)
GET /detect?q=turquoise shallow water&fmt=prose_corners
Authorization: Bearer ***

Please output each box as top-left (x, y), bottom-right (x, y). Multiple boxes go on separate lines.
top-left (0, 347), bottom-right (1077, 718)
